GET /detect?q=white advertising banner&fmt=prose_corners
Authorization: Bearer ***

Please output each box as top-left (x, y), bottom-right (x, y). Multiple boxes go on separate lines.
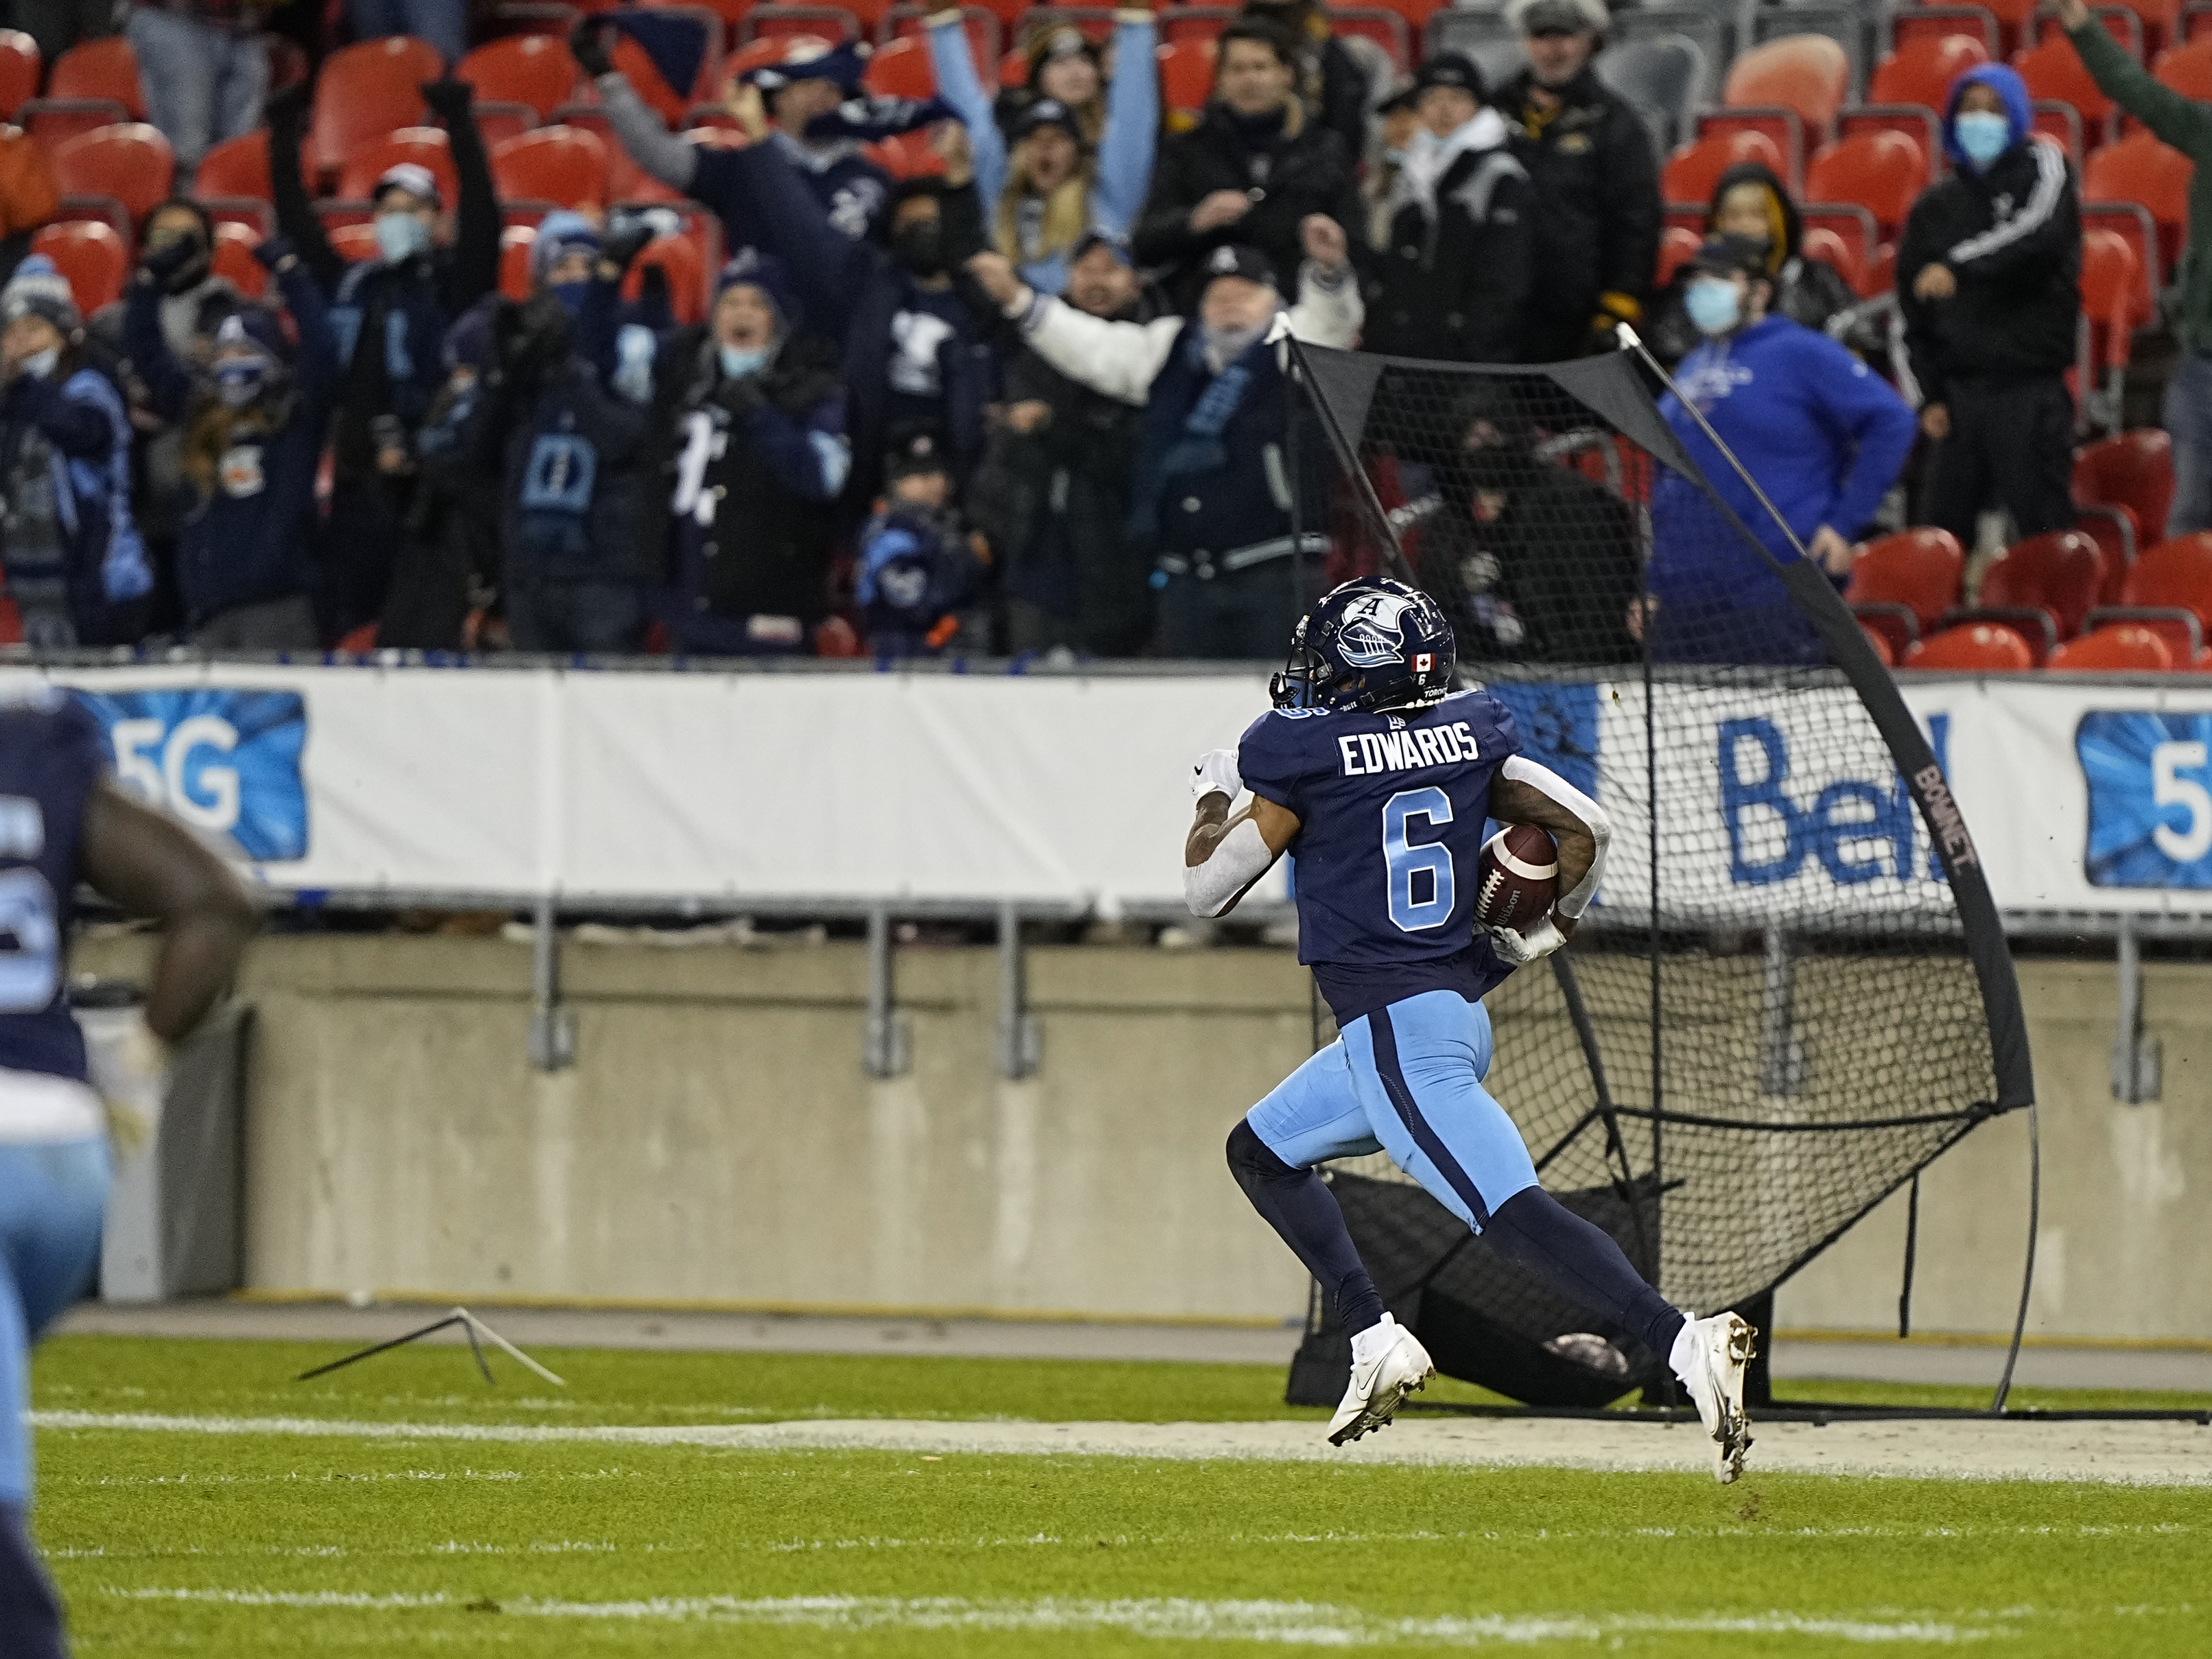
top-left (3, 661), bottom-right (2211, 920)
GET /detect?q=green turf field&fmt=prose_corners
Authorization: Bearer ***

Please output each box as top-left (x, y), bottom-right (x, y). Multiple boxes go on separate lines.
top-left (31, 1336), bottom-right (2212, 1656)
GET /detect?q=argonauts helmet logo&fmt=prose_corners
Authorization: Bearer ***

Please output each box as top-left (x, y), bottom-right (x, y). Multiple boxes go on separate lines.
top-left (1335, 591), bottom-right (1417, 667)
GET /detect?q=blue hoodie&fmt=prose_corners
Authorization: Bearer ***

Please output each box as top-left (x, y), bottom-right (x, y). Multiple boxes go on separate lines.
top-left (1650, 313), bottom-right (1918, 663)
top-left (1940, 62), bottom-right (2034, 171)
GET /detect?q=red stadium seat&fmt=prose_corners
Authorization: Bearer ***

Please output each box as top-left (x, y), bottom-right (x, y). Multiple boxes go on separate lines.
top-left (2111, 0), bottom-right (2182, 54)
top-left (622, 230), bottom-right (706, 322)
top-left (2049, 621), bottom-right (2176, 668)
top-left (2080, 226), bottom-right (2143, 433)
top-left (1863, 241), bottom-right (1898, 294)
top-left (2075, 427), bottom-right (2175, 543)
top-left (459, 36), bottom-right (581, 120)
top-left (2084, 128), bottom-right (2193, 278)
top-left (491, 124), bottom-right (610, 208)
top-left (1979, 530), bottom-right (2106, 639)
top-left (2152, 32), bottom-right (2212, 97)
top-left (307, 37), bottom-right (443, 182)
top-left (1334, 8), bottom-right (1411, 72)
top-left (47, 35), bottom-right (144, 121)
top-left (1800, 224), bottom-right (1865, 292)
top-left (335, 127), bottom-right (460, 207)
top-left (742, 5), bottom-right (860, 43)
top-left (1868, 32), bottom-right (1988, 106)
top-left (1800, 200), bottom-right (1879, 274)
top-left (1892, 3), bottom-right (2001, 56)
top-left (500, 223), bottom-right (536, 299)
top-left (471, 100), bottom-right (539, 147)
top-left (998, 45), bottom-right (1028, 84)
top-left (19, 98), bottom-right (128, 156)
top-left (1836, 105), bottom-right (1942, 177)
top-left (328, 220), bottom-right (381, 263)
top-left (1698, 108), bottom-right (1806, 191)
top-left (29, 218), bottom-right (126, 314)
top-left (1656, 224), bottom-right (1704, 286)
top-left (1664, 129), bottom-right (1790, 206)
top-left (2123, 532), bottom-right (2212, 635)
top-left (209, 220), bottom-right (268, 299)
top-left (1157, 38), bottom-right (1216, 116)
top-left (2032, 4), bottom-right (2145, 57)
top-left (1724, 35), bottom-right (1850, 139)
top-left (1848, 526), bottom-right (1967, 631)
top-left (195, 130), bottom-right (271, 202)
top-left (2016, 35), bottom-right (2117, 146)
top-left (49, 123), bottom-right (172, 226)
top-left (1805, 130), bottom-right (1929, 237)
top-left (1861, 621), bottom-right (1898, 666)
top-left (867, 126), bottom-right (948, 177)
top-left (864, 34), bottom-right (934, 95)
top-left (1905, 622), bottom-right (2036, 668)
top-left (2076, 504), bottom-right (2140, 600)
top-left (0, 30), bottom-right (38, 120)
top-left (1945, 0), bottom-right (2039, 56)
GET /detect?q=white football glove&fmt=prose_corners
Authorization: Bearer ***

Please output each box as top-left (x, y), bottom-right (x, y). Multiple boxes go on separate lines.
top-left (1191, 746), bottom-right (1243, 802)
top-left (1487, 915), bottom-right (1566, 966)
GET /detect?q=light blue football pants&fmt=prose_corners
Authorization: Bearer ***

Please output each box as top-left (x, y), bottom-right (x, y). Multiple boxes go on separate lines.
top-left (1247, 989), bottom-right (1539, 1230)
top-left (0, 1138), bottom-right (108, 1505)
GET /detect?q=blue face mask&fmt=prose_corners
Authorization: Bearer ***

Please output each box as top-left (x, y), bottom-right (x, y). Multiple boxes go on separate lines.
top-left (374, 211), bottom-right (430, 265)
top-left (719, 344), bottom-right (769, 379)
top-left (215, 358), bottom-right (268, 408)
top-left (1684, 277), bottom-right (1742, 336)
top-left (1954, 109), bottom-right (2012, 169)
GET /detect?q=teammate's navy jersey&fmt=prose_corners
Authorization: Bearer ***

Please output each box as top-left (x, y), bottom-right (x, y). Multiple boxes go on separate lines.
top-left (0, 692), bottom-right (104, 1083)
top-left (1238, 687), bottom-right (1521, 1025)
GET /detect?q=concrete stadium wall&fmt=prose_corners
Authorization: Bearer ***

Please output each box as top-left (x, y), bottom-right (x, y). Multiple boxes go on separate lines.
top-left (68, 932), bottom-right (2212, 1340)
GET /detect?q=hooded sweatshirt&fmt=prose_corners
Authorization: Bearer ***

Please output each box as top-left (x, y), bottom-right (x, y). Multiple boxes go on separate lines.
top-left (1650, 161), bottom-right (1865, 363)
top-left (1361, 106), bottom-right (1533, 362)
top-left (1649, 312), bottom-right (1918, 661)
top-left (1896, 64), bottom-right (2080, 399)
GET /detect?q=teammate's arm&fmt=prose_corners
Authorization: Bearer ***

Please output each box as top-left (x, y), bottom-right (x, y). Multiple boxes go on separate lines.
top-left (1183, 748), bottom-right (1299, 918)
top-left (1487, 757), bottom-right (1611, 951)
top-left (78, 781), bottom-right (257, 1042)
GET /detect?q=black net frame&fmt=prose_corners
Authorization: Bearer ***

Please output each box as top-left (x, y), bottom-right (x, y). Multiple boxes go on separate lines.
top-left (1282, 340), bottom-right (2035, 1411)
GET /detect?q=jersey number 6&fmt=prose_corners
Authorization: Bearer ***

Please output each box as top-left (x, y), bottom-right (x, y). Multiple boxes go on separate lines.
top-left (1383, 787), bottom-right (1454, 933)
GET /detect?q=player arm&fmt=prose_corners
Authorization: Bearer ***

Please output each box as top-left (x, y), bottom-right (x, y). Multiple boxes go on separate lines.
top-left (78, 780), bottom-right (257, 1043)
top-left (1489, 756), bottom-right (1610, 939)
top-left (1183, 749), bottom-right (1298, 917)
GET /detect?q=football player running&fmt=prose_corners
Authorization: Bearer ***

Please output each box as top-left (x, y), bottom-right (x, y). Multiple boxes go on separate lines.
top-left (0, 687), bottom-right (255, 1652)
top-left (1186, 577), bottom-right (1756, 1481)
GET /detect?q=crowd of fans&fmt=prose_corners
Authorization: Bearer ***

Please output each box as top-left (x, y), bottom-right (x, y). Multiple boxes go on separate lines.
top-left (0, 0), bottom-right (2182, 662)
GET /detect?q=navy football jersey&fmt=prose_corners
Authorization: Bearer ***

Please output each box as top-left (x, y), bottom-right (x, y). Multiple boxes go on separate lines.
top-left (0, 691), bottom-right (105, 1082)
top-left (1238, 687), bottom-right (1521, 1024)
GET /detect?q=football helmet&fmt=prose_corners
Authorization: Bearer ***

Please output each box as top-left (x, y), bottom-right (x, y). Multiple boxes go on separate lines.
top-left (1270, 577), bottom-right (1457, 713)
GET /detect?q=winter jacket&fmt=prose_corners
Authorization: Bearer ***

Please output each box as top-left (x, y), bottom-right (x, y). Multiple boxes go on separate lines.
top-left (1494, 62), bottom-right (1662, 362)
top-left (272, 99), bottom-right (500, 468)
top-left (1005, 261), bottom-right (1360, 572)
top-left (124, 261), bottom-right (340, 626)
top-left (857, 499), bottom-right (991, 655)
top-left (378, 369), bottom-right (500, 650)
top-left (652, 326), bottom-right (850, 651)
top-left (928, 8), bottom-right (1156, 297)
top-left (1898, 64), bottom-right (2080, 399)
top-left (1360, 108), bottom-right (1533, 363)
top-left (2069, 19), bottom-right (2212, 353)
top-left (1650, 313), bottom-right (1918, 660)
top-left (1133, 100), bottom-right (1365, 305)
top-left (0, 359), bottom-right (151, 642)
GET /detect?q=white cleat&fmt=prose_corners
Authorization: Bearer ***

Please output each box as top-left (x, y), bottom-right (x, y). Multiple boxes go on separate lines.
top-left (1671, 1310), bottom-right (1757, 1483)
top-left (1327, 1313), bottom-right (1435, 1446)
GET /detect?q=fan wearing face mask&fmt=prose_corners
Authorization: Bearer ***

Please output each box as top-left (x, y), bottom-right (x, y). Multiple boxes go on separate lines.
top-left (1897, 63), bottom-right (2082, 551)
top-left (925, 0), bottom-right (1157, 299)
top-left (266, 74), bottom-right (501, 644)
top-left (0, 257), bottom-right (152, 648)
top-left (124, 235), bottom-right (338, 648)
top-left (1643, 234), bottom-right (1918, 666)
top-left (646, 252), bottom-right (851, 656)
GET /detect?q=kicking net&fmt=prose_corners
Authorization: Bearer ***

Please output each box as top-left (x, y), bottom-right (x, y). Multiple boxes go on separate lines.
top-left (1283, 344), bottom-right (2032, 1407)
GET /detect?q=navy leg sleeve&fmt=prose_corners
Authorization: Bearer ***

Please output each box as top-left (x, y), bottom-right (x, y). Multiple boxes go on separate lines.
top-left (1226, 1120), bottom-right (1385, 1337)
top-left (1486, 1186), bottom-right (1686, 1362)
top-left (0, 1503), bottom-right (64, 1658)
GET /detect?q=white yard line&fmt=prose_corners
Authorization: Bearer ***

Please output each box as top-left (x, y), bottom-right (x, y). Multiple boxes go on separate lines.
top-left (99, 1588), bottom-right (2018, 1644)
top-left (32, 1409), bottom-right (2212, 1485)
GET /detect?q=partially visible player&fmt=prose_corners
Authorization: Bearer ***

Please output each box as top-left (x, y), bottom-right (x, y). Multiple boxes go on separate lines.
top-left (0, 687), bottom-right (255, 1653)
top-left (1185, 577), bottom-right (1756, 1481)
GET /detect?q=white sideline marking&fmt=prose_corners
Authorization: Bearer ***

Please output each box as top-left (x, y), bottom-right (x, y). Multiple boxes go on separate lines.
top-left (101, 1588), bottom-right (2006, 1643)
top-left (34, 1410), bottom-right (2212, 1486)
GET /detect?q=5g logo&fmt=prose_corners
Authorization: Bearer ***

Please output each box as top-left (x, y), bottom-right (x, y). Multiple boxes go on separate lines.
top-left (110, 714), bottom-right (243, 832)
top-left (71, 690), bottom-right (310, 862)
top-left (2080, 714), bottom-right (2212, 888)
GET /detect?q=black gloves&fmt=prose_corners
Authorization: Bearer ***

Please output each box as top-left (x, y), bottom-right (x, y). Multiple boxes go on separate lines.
top-left (421, 76), bottom-right (473, 123)
top-left (569, 18), bottom-right (615, 80)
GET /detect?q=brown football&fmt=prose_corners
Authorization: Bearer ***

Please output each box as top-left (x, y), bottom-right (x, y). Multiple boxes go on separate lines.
top-left (1474, 823), bottom-right (1560, 931)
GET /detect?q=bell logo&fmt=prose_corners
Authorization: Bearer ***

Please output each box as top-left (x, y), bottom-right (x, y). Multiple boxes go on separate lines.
top-left (1413, 653), bottom-right (1433, 672)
